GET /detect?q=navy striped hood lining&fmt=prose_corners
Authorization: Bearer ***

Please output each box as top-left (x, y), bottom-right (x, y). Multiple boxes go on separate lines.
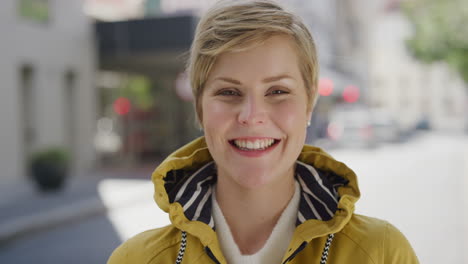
top-left (164, 161), bottom-right (349, 228)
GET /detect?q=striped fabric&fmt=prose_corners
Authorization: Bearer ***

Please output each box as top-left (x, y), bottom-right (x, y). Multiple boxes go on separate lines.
top-left (164, 161), bottom-right (348, 228)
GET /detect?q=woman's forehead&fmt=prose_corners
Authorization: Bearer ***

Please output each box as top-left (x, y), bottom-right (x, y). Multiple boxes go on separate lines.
top-left (207, 35), bottom-right (302, 84)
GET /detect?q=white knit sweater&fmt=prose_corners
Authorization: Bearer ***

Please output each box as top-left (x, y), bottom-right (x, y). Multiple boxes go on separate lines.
top-left (212, 181), bottom-right (301, 264)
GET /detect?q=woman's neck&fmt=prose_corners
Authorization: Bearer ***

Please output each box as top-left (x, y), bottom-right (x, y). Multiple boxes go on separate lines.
top-left (215, 172), bottom-right (296, 254)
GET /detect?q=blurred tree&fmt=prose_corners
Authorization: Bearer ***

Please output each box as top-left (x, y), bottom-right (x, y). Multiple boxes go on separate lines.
top-left (403, 0), bottom-right (468, 84)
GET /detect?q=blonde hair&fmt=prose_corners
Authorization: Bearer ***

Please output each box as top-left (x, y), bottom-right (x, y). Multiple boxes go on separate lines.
top-left (187, 0), bottom-right (319, 124)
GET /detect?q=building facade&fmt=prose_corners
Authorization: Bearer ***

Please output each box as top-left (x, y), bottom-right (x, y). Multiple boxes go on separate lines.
top-left (0, 0), bottom-right (97, 183)
top-left (367, 4), bottom-right (467, 132)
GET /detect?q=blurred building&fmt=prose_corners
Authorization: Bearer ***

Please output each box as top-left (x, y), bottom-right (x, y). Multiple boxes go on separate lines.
top-left (366, 1), bottom-right (468, 132)
top-left (95, 15), bottom-right (200, 161)
top-left (0, 0), bottom-right (97, 183)
top-left (89, 0), bottom-right (202, 164)
top-left (84, 0), bottom-right (145, 21)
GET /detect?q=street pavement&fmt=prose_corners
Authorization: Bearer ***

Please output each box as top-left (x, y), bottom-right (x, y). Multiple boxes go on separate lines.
top-left (0, 166), bottom-right (156, 263)
top-left (0, 131), bottom-right (466, 264)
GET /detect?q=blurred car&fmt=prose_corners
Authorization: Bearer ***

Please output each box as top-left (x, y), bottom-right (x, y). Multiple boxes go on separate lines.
top-left (414, 115), bottom-right (431, 130)
top-left (370, 108), bottom-right (402, 143)
top-left (326, 105), bottom-right (378, 149)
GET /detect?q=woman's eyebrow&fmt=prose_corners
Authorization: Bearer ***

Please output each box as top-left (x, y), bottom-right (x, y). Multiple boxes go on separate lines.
top-left (213, 74), bottom-right (295, 85)
top-left (213, 77), bottom-right (241, 85)
top-left (262, 74), bottom-right (295, 83)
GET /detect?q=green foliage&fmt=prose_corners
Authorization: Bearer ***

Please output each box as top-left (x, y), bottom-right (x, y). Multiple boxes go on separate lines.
top-left (403, 0), bottom-right (468, 83)
top-left (30, 147), bottom-right (70, 167)
top-left (29, 147), bottom-right (69, 191)
top-left (120, 76), bottom-right (155, 111)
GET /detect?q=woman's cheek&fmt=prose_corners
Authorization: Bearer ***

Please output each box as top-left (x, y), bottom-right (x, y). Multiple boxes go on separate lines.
top-left (275, 102), bottom-right (307, 128)
top-left (204, 101), bottom-right (232, 125)
top-left (202, 101), bottom-right (236, 144)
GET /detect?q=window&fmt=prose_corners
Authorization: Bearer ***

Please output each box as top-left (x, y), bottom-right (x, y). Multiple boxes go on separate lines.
top-left (64, 71), bottom-right (77, 161)
top-left (18, 0), bottom-right (50, 23)
top-left (19, 65), bottom-right (36, 155)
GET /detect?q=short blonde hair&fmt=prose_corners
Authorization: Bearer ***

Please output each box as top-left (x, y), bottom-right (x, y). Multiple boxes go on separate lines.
top-left (188, 0), bottom-right (319, 124)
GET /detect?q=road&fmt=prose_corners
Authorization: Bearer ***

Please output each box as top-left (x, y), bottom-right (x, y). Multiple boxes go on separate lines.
top-left (0, 132), bottom-right (467, 264)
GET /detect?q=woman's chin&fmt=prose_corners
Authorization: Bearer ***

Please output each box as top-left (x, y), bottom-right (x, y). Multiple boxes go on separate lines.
top-left (217, 161), bottom-right (292, 190)
top-left (230, 170), bottom-right (276, 190)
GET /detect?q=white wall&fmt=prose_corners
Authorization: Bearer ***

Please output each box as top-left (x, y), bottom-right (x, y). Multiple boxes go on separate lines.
top-left (0, 1), bottom-right (96, 183)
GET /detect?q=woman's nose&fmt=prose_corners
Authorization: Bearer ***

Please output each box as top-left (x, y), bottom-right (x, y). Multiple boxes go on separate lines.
top-left (237, 96), bottom-right (267, 125)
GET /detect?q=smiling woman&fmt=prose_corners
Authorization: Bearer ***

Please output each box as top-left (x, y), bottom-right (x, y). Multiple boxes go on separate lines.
top-left (107, 1), bottom-right (419, 264)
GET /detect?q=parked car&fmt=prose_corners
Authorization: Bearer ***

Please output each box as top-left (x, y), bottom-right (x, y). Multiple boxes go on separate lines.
top-left (326, 105), bottom-right (377, 149)
top-left (414, 115), bottom-right (431, 130)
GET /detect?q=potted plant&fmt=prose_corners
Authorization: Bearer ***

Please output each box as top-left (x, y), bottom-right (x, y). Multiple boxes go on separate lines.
top-left (29, 147), bottom-right (70, 192)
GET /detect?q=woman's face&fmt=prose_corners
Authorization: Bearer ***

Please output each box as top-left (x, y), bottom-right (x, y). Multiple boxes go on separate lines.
top-left (201, 35), bottom-right (311, 189)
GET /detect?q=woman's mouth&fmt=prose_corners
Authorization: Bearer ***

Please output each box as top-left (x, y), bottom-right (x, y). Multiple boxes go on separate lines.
top-left (228, 138), bottom-right (280, 151)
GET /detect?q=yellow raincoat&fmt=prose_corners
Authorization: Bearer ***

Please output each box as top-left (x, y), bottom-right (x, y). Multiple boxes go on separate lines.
top-left (108, 137), bottom-right (419, 263)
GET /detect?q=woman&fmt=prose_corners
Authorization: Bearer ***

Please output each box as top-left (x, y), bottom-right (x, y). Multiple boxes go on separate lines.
top-left (108, 0), bottom-right (419, 263)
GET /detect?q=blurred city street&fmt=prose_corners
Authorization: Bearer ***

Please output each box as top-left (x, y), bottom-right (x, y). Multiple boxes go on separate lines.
top-left (0, 131), bottom-right (467, 264)
top-left (1, 0), bottom-right (467, 264)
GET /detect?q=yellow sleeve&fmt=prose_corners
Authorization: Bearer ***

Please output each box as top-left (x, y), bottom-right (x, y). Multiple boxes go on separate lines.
top-left (383, 222), bottom-right (419, 264)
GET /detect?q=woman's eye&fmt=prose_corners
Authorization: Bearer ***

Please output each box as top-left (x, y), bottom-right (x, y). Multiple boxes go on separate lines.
top-left (269, 89), bottom-right (289, 95)
top-left (218, 89), bottom-right (240, 96)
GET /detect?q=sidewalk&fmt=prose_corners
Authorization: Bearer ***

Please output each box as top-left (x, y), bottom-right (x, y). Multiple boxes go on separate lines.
top-left (0, 166), bottom-right (155, 246)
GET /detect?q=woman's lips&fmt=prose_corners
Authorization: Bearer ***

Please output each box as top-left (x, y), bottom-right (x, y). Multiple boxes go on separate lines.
top-left (228, 138), bottom-right (281, 157)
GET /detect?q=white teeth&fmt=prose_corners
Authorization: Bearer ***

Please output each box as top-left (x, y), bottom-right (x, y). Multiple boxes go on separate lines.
top-left (254, 141), bottom-right (260, 149)
top-left (233, 139), bottom-right (276, 150)
top-left (247, 141), bottom-right (254, 149)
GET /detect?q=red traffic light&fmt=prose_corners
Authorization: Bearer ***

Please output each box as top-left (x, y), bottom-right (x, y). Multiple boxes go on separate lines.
top-left (342, 85), bottom-right (359, 103)
top-left (114, 97), bottom-right (131, 116)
